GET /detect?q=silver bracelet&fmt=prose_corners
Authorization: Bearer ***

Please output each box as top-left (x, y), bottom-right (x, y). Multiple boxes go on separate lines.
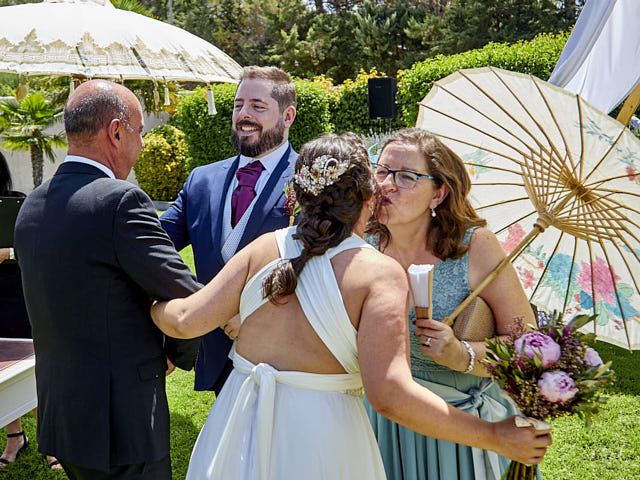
top-left (461, 340), bottom-right (475, 374)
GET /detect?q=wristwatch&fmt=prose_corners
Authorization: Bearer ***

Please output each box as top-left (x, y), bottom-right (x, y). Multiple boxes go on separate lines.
top-left (8, 247), bottom-right (15, 261)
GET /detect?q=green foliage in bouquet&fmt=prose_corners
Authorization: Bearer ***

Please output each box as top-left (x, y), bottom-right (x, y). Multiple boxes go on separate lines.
top-left (134, 125), bottom-right (189, 201)
top-left (484, 314), bottom-right (615, 427)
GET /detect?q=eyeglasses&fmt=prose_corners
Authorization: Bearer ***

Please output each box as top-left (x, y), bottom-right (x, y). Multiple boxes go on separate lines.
top-left (372, 163), bottom-right (435, 189)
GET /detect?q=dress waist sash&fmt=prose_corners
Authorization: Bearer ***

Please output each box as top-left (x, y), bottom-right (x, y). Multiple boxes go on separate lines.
top-left (210, 351), bottom-right (363, 480)
top-left (414, 376), bottom-right (510, 480)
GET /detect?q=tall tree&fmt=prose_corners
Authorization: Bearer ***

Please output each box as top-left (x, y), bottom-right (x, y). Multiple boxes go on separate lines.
top-left (0, 93), bottom-right (66, 187)
top-left (431, 0), bottom-right (583, 54)
top-left (354, 0), bottom-right (433, 76)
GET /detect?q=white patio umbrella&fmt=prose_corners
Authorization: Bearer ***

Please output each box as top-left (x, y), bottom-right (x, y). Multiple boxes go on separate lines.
top-left (0, 0), bottom-right (241, 86)
top-left (417, 67), bottom-right (640, 350)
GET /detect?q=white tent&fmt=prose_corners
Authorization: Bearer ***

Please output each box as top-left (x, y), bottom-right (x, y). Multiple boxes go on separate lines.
top-left (548, 0), bottom-right (640, 123)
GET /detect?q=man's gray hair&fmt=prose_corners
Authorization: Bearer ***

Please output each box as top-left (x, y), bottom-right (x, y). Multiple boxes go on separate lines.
top-left (64, 86), bottom-right (130, 140)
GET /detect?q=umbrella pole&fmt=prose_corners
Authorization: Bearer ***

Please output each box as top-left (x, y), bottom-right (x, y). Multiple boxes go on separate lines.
top-left (445, 219), bottom-right (549, 325)
top-left (616, 82), bottom-right (640, 126)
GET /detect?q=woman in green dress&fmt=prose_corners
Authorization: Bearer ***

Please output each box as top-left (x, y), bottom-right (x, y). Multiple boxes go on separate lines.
top-left (365, 128), bottom-right (536, 480)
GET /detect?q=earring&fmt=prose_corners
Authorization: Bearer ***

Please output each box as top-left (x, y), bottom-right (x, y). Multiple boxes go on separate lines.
top-left (431, 207), bottom-right (436, 218)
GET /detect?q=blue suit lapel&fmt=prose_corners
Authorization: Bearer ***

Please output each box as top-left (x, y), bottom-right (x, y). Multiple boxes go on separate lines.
top-left (238, 146), bottom-right (293, 250)
top-left (211, 156), bottom-right (240, 267)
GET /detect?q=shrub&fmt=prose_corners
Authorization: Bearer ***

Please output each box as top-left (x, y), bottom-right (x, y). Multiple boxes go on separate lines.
top-left (289, 79), bottom-right (334, 149)
top-left (0, 83), bottom-right (14, 97)
top-left (331, 69), bottom-right (404, 135)
top-left (134, 125), bottom-right (189, 201)
top-left (173, 83), bottom-right (238, 172)
top-left (397, 32), bottom-right (569, 126)
top-left (173, 80), bottom-right (333, 172)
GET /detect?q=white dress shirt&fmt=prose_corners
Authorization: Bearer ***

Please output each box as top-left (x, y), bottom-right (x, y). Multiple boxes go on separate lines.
top-left (64, 155), bottom-right (116, 179)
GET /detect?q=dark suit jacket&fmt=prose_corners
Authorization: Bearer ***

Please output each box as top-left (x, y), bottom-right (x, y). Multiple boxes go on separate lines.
top-left (160, 145), bottom-right (296, 391)
top-left (14, 161), bottom-right (201, 471)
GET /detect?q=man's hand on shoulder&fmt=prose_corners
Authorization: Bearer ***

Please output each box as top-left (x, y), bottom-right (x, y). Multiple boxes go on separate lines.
top-left (165, 356), bottom-right (176, 376)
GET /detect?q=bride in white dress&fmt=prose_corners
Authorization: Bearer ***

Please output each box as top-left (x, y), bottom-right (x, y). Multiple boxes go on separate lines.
top-left (151, 134), bottom-right (552, 480)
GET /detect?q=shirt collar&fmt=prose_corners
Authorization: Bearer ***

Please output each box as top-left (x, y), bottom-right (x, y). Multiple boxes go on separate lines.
top-left (64, 155), bottom-right (116, 179)
top-left (238, 141), bottom-right (290, 175)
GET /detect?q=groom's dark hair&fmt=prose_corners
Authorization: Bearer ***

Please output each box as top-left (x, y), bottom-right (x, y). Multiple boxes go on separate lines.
top-left (263, 133), bottom-right (375, 301)
top-left (239, 66), bottom-right (297, 113)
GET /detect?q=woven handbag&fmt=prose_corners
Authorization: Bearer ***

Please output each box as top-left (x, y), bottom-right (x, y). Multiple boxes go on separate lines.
top-left (451, 296), bottom-right (495, 341)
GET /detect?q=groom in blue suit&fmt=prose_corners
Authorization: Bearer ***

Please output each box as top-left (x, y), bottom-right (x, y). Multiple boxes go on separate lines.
top-left (161, 66), bottom-right (298, 392)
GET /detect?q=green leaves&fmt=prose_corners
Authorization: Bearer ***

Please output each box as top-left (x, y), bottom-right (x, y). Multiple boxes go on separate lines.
top-left (397, 31), bottom-right (569, 126)
top-left (134, 125), bottom-right (189, 201)
top-left (565, 313), bottom-right (595, 332)
top-left (0, 92), bottom-right (65, 187)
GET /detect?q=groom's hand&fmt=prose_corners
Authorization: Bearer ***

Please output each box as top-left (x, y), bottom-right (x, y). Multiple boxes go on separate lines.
top-left (165, 356), bottom-right (176, 376)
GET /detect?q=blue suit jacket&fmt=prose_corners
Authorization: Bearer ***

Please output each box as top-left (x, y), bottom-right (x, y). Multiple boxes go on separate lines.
top-left (161, 146), bottom-right (296, 391)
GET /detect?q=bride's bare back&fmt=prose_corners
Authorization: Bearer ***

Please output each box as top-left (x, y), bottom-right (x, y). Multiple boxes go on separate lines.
top-left (235, 232), bottom-right (405, 374)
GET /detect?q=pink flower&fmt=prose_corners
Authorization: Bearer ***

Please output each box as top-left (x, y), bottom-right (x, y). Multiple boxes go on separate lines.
top-left (584, 347), bottom-right (603, 367)
top-left (514, 332), bottom-right (561, 367)
top-left (625, 166), bottom-right (638, 182)
top-left (520, 268), bottom-right (535, 290)
top-left (500, 223), bottom-right (526, 255)
top-left (538, 370), bottom-right (578, 403)
top-left (577, 257), bottom-right (619, 304)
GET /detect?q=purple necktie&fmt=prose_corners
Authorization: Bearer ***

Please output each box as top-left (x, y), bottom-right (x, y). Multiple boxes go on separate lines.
top-left (231, 160), bottom-right (265, 227)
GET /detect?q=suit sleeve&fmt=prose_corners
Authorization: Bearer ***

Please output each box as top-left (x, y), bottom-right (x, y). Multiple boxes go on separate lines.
top-left (114, 187), bottom-right (203, 370)
top-left (159, 172), bottom-right (193, 252)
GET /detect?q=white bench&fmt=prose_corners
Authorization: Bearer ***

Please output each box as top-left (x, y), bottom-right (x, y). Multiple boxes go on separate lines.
top-left (0, 338), bottom-right (37, 428)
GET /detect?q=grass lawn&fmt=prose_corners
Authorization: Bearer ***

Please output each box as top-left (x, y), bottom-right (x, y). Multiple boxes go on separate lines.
top-left (2, 245), bottom-right (639, 479)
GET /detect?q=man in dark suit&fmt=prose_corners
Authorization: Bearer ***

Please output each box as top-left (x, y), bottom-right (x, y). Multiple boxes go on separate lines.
top-left (14, 80), bottom-right (201, 480)
top-left (161, 66), bottom-right (298, 393)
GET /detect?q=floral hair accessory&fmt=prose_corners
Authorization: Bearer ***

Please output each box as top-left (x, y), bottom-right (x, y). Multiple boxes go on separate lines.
top-left (283, 181), bottom-right (300, 226)
top-left (294, 155), bottom-right (350, 196)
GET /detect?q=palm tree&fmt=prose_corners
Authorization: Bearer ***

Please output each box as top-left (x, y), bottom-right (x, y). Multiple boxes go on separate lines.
top-left (0, 93), bottom-right (66, 187)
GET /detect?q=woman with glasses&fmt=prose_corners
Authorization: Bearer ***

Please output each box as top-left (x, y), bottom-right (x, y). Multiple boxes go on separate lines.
top-left (365, 128), bottom-right (536, 480)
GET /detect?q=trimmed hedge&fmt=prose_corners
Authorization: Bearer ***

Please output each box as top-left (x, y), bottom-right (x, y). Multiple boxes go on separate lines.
top-left (289, 79), bottom-right (334, 150)
top-left (173, 83), bottom-right (238, 172)
top-left (331, 69), bottom-right (402, 135)
top-left (134, 125), bottom-right (189, 201)
top-left (397, 32), bottom-right (569, 126)
top-left (173, 80), bottom-right (333, 172)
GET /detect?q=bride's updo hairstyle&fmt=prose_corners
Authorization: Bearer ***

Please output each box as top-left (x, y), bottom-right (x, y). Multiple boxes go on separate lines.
top-left (263, 133), bottom-right (375, 302)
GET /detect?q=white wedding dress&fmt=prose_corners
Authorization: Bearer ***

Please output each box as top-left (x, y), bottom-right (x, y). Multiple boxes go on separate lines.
top-left (186, 227), bottom-right (387, 480)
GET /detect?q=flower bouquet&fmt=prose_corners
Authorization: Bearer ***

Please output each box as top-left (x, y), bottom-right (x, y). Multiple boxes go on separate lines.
top-left (483, 313), bottom-right (615, 480)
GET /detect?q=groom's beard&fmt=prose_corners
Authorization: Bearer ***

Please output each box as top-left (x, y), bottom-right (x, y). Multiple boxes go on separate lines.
top-left (232, 117), bottom-right (286, 158)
